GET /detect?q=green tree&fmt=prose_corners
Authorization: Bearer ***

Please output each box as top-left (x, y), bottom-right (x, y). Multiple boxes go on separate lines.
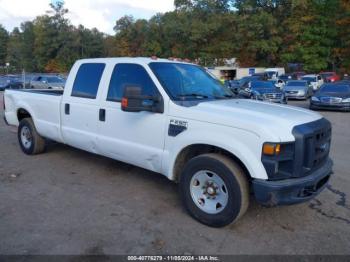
top-left (20, 22), bottom-right (37, 71)
top-left (6, 28), bottom-right (23, 71)
top-left (0, 24), bottom-right (9, 66)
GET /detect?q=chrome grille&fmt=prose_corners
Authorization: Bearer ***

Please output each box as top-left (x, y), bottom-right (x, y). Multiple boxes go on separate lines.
top-left (320, 96), bottom-right (342, 104)
top-left (264, 93), bottom-right (282, 100)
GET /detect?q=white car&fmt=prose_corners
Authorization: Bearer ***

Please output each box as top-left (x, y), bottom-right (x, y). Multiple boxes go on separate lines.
top-left (30, 75), bottom-right (65, 90)
top-left (302, 74), bottom-right (324, 91)
top-left (265, 68), bottom-right (285, 80)
top-left (3, 57), bottom-right (333, 227)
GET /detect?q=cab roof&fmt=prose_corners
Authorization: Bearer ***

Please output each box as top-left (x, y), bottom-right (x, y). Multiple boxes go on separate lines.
top-left (75, 57), bottom-right (192, 66)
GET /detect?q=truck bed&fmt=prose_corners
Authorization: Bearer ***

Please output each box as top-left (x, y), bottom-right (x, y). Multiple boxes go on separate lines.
top-left (4, 88), bottom-right (64, 143)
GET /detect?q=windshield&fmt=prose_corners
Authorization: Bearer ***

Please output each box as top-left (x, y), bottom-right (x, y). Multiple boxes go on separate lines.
top-left (251, 81), bottom-right (275, 90)
top-left (47, 76), bottom-right (64, 83)
top-left (287, 81), bottom-right (306, 86)
top-left (149, 63), bottom-right (233, 100)
top-left (266, 71), bottom-right (276, 78)
top-left (302, 77), bottom-right (316, 82)
top-left (320, 84), bottom-right (350, 93)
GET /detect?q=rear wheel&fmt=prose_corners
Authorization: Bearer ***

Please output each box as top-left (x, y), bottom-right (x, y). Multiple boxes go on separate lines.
top-left (18, 118), bottom-right (46, 155)
top-left (179, 154), bottom-right (249, 227)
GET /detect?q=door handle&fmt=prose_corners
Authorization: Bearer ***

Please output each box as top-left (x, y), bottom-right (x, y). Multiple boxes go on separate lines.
top-left (65, 103), bottom-right (70, 115)
top-left (99, 108), bottom-right (106, 122)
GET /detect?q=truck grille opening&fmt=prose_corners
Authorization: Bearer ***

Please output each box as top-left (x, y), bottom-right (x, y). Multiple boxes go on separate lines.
top-left (292, 118), bottom-right (332, 177)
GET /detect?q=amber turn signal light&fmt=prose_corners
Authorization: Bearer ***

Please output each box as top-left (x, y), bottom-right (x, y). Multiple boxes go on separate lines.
top-left (263, 143), bottom-right (281, 156)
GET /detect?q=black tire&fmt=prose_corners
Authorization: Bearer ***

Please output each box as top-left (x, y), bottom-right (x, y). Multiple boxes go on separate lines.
top-left (179, 153), bottom-right (249, 227)
top-left (18, 118), bottom-right (46, 155)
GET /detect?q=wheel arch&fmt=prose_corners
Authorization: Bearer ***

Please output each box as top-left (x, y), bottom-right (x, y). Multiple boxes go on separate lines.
top-left (172, 143), bottom-right (252, 183)
top-left (17, 108), bottom-right (32, 122)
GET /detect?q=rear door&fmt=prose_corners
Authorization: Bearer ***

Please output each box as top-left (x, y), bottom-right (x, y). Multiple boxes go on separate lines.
top-left (61, 62), bottom-right (106, 153)
top-left (97, 63), bottom-right (167, 172)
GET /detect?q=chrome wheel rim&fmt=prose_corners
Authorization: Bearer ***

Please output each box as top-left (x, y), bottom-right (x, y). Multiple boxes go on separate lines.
top-left (20, 126), bottom-right (32, 149)
top-left (190, 170), bottom-right (229, 214)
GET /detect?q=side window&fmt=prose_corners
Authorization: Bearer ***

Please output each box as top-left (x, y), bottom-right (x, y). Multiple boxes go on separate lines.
top-left (71, 63), bottom-right (105, 99)
top-left (107, 63), bottom-right (157, 102)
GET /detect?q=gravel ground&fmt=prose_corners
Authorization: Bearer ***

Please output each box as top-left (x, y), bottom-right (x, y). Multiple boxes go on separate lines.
top-left (0, 92), bottom-right (349, 255)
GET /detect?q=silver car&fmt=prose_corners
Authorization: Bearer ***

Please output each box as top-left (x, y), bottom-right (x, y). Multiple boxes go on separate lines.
top-left (284, 80), bottom-right (313, 100)
top-left (30, 75), bottom-right (65, 89)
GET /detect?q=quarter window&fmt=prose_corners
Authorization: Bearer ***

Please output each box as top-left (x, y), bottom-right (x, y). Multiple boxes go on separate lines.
top-left (107, 63), bottom-right (157, 102)
top-left (71, 63), bottom-right (105, 99)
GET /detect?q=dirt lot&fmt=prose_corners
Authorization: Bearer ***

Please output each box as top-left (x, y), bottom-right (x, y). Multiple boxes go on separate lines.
top-left (0, 91), bottom-right (349, 255)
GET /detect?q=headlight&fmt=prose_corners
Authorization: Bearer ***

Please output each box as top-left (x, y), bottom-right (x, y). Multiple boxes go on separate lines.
top-left (263, 143), bottom-right (281, 156)
top-left (342, 98), bottom-right (350, 103)
top-left (298, 90), bottom-right (305, 95)
top-left (311, 96), bottom-right (320, 102)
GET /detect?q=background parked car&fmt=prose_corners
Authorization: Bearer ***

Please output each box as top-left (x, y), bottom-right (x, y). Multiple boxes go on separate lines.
top-left (310, 83), bottom-right (350, 111)
top-left (320, 72), bottom-right (340, 83)
top-left (239, 80), bottom-right (287, 104)
top-left (229, 75), bottom-right (262, 94)
top-left (301, 74), bottom-right (323, 91)
top-left (264, 68), bottom-right (285, 80)
top-left (30, 75), bottom-right (65, 89)
top-left (342, 74), bottom-right (350, 80)
top-left (284, 80), bottom-right (312, 100)
top-left (0, 75), bottom-right (23, 90)
top-left (0, 77), bottom-right (7, 91)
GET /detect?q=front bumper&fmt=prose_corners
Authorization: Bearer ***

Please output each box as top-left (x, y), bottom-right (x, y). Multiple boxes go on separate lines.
top-left (252, 159), bottom-right (333, 206)
top-left (310, 102), bottom-right (350, 112)
top-left (285, 93), bottom-right (307, 99)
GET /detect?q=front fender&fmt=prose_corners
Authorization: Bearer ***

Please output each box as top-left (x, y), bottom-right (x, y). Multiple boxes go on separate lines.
top-left (163, 124), bottom-right (269, 180)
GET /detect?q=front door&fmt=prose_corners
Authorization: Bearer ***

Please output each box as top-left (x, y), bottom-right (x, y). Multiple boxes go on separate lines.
top-left (97, 63), bottom-right (166, 172)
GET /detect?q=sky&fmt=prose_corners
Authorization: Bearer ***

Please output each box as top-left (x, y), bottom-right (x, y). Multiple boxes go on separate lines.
top-left (0, 0), bottom-right (175, 34)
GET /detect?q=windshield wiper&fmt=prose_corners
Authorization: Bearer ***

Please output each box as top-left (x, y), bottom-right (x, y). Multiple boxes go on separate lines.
top-left (176, 93), bottom-right (209, 99)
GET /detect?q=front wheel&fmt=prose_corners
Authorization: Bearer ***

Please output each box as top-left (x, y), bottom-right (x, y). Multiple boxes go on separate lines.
top-left (179, 154), bottom-right (249, 227)
top-left (18, 118), bottom-right (46, 155)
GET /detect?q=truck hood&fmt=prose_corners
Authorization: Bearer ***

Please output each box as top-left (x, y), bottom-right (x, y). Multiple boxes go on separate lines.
top-left (170, 99), bottom-right (322, 142)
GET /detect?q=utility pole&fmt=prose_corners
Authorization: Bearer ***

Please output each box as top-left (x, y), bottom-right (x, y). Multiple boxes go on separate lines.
top-left (5, 62), bottom-right (9, 76)
top-left (22, 69), bottom-right (26, 89)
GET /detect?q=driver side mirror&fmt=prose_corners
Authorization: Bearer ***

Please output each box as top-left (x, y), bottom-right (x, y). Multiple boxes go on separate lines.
top-left (121, 86), bottom-right (164, 113)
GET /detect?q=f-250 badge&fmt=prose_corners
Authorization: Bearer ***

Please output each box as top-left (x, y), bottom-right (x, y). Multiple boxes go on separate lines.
top-left (168, 119), bottom-right (188, 137)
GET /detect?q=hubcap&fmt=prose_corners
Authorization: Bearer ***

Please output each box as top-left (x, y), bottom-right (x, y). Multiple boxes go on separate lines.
top-left (20, 126), bottom-right (32, 149)
top-left (190, 170), bottom-right (229, 214)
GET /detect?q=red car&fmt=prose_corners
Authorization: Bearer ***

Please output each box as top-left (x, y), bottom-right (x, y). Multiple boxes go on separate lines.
top-left (320, 72), bottom-right (340, 83)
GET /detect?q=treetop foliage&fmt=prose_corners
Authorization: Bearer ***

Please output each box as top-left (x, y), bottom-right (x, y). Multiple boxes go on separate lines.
top-left (0, 0), bottom-right (349, 73)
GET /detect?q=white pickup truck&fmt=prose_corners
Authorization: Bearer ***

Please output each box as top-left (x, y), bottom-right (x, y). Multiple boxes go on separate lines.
top-left (3, 58), bottom-right (333, 227)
